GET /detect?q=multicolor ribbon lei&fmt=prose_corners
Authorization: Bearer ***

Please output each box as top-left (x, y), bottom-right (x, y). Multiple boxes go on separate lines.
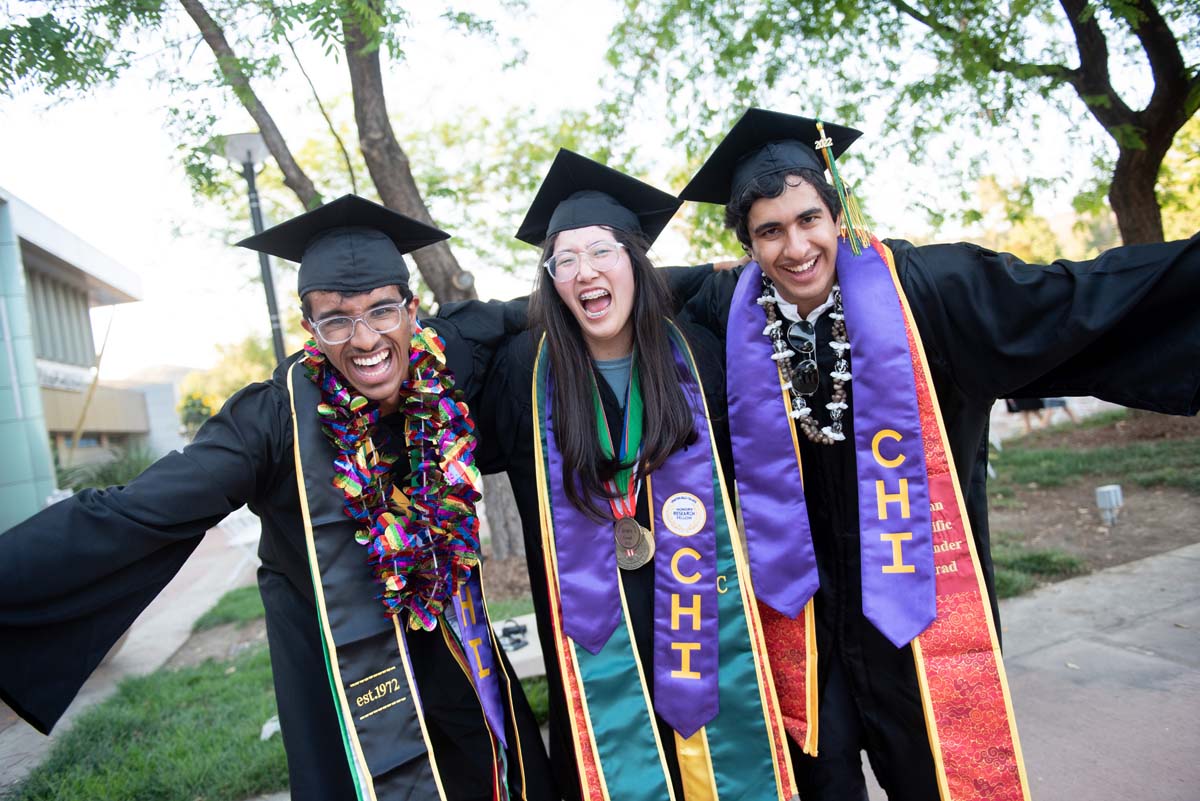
top-left (301, 324), bottom-right (483, 629)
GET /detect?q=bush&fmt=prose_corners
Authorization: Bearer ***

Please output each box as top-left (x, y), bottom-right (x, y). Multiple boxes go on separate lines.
top-left (57, 446), bottom-right (158, 491)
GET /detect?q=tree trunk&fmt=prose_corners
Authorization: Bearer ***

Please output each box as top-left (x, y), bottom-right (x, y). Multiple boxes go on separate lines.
top-left (341, 13), bottom-right (477, 304)
top-left (1108, 147), bottom-right (1167, 245)
top-left (178, 0), bottom-right (321, 210)
top-left (482, 474), bottom-right (524, 560)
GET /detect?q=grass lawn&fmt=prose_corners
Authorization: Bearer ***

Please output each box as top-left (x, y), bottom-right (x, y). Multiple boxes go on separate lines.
top-left (192, 585), bottom-right (266, 631)
top-left (987, 409), bottom-right (1199, 595)
top-left (9, 646), bottom-right (287, 801)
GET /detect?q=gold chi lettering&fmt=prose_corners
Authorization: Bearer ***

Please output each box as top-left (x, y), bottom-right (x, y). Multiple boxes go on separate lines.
top-left (671, 642), bottom-right (702, 679)
top-left (881, 532), bottom-right (916, 573)
top-left (671, 593), bottom-right (702, 631)
top-left (467, 637), bottom-right (491, 679)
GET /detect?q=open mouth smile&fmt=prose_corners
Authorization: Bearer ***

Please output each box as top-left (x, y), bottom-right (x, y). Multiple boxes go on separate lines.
top-left (578, 288), bottom-right (612, 319)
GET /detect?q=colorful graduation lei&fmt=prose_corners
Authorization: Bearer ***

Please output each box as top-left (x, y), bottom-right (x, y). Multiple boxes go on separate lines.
top-left (301, 323), bottom-right (483, 630)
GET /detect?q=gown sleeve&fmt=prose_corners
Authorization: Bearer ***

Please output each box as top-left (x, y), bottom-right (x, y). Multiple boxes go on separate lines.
top-left (891, 235), bottom-right (1200, 414)
top-left (0, 379), bottom-right (292, 733)
top-left (428, 296), bottom-right (528, 409)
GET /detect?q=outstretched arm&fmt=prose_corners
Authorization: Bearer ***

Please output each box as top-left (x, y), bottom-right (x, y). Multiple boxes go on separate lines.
top-left (895, 234), bottom-right (1200, 414)
top-left (0, 380), bottom-right (290, 733)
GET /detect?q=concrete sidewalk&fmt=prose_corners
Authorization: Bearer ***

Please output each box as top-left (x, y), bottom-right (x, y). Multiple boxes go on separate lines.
top-left (863, 543), bottom-right (1200, 800)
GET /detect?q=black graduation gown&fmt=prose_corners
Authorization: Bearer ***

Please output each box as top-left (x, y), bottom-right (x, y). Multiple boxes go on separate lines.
top-left (0, 304), bottom-right (554, 801)
top-left (679, 235), bottom-right (1200, 799)
top-left (473, 322), bottom-right (733, 801)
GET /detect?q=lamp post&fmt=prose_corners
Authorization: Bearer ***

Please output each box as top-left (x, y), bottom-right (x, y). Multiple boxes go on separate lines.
top-left (223, 132), bottom-right (287, 363)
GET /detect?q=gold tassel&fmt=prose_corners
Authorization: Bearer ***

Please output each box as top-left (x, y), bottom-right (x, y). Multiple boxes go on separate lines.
top-left (814, 121), bottom-right (872, 255)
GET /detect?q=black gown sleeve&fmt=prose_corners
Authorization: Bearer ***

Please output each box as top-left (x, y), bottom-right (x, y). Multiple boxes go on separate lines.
top-left (427, 296), bottom-right (528, 409)
top-left (0, 379), bottom-right (291, 733)
top-left (890, 235), bottom-right (1200, 414)
top-left (676, 267), bottom-right (743, 344)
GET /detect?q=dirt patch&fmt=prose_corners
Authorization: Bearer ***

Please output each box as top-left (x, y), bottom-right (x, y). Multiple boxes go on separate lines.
top-left (481, 556), bottom-right (534, 602)
top-left (991, 484), bottom-right (1200, 572)
top-left (1023, 410), bottom-right (1200, 450)
top-left (165, 619), bottom-right (269, 670)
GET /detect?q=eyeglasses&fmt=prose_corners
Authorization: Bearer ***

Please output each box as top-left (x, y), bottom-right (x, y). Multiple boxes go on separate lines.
top-left (309, 303), bottom-right (408, 345)
top-left (544, 241), bottom-right (627, 282)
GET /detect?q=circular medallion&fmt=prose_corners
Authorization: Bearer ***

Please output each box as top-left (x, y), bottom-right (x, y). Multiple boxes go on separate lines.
top-left (613, 516), bottom-right (643, 549)
top-left (615, 524), bottom-right (655, 570)
top-left (660, 492), bottom-right (707, 537)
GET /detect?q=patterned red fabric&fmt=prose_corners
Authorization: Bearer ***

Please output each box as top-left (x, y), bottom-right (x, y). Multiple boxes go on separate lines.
top-left (759, 603), bottom-right (810, 749)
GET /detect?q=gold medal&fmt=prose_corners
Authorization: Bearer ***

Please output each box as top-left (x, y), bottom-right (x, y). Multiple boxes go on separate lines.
top-left (615, 519), bottom-right (655, 570)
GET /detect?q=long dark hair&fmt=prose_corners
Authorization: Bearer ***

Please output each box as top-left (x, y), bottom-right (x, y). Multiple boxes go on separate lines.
top-left (528, 226), bottom-right (697, 520)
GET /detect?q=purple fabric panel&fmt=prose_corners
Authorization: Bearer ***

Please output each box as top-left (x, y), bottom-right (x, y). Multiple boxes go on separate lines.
top-left (837, 241), bottom-right (936, 646)
top-left (650, 343), bottom-right (721, 737)
top-left (725, 262), bottom-right (819, 617)
top-left (544, 372), bottom-right (623, 655)
top-left (451, 572), bottom-right (508, 748)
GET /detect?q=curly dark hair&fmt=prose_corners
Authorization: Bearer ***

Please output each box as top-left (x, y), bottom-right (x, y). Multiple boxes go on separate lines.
top-left (724, 167), bottom-right (842, 248)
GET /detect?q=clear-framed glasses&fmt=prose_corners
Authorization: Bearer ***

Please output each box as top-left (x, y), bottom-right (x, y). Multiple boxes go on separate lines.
top-left (309, 303), bottom-right (408, 345)
top-left (544, 241), bottom-right (627, 282)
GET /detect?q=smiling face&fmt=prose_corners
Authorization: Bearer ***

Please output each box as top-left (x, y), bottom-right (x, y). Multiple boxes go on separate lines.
top-left (301, 285), bottom-right (419, 415)
top-left (745, 177), bottom-right (842, 316)
top-left (551, 225), bottom-right (636, 360)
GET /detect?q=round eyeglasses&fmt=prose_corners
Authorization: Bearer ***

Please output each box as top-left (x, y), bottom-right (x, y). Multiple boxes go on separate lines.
top-left (309, 303), bottom-right (408, 345)
top-left (544, 241), bottom-right (627, 282)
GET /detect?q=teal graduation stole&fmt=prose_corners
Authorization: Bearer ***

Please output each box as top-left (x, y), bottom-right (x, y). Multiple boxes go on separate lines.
top-left (532, 321), bottom-right (798, 800)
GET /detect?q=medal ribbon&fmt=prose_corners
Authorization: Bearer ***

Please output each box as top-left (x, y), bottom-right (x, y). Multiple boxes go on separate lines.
top-left (593, 358), bottom-right (644, 522)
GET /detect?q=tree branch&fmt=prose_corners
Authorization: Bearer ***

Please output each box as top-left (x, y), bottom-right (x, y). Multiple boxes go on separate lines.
top-left (177, 0), bottom-right (321, 209)
top-left (1124, 0), bottom-right (1185, 94)
top-left (1056, 0), bottom-right (1135, 127)
top-left (341, 7), bottom-right (476, 303)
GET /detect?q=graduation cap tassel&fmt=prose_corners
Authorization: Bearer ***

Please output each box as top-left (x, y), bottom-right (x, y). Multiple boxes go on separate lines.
top-left (815, 121), bottom-right (869, 256)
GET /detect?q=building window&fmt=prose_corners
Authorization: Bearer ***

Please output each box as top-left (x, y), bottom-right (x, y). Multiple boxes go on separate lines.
top-left (26, 270), bottom-right (96, 368)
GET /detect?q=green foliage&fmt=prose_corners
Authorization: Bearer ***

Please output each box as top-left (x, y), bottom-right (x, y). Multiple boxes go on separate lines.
top-left (57, 446), bottom-right (158, 491)
top-left (178, 390), bottom-right (217, 438)
top-left (605, 0), bottom-right (1199, 233)
top-left (178, 330), bottom-right (288, 415)
top-left (0, 2), bottom-right (170, 94)
top-left (1157, 115), bottom-right (1200, 241)
top-left (193, 585), bottom-right (267, 631)
top-left (8, 645), bottom-right (286, 801)
top-left (520, 675), bottom-right (549, 725)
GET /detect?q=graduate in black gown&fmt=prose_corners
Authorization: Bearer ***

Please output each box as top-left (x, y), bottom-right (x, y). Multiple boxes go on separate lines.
top-left (674, 108), bottom-right (1200, 801)
top-left (475, 151), bottom-right (798, 800)
top-left (0, 196), bottom-right (553, 801)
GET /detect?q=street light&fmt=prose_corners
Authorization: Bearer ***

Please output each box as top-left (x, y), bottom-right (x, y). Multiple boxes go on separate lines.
top-left (222, 132), bottom-right (287, 363)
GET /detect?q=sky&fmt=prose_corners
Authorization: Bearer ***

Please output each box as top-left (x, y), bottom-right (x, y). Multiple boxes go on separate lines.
top-left (0, 0), bottom-right (1108, 380)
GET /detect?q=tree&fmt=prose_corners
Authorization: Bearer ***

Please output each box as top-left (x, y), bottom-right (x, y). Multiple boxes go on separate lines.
top-left (607, 0), bottom-right (1199, 244)
top-left (1, 0), bottom-right (535, 558)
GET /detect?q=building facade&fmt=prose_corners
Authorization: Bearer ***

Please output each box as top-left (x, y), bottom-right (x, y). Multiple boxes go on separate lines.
top-left (0, 187), bottom-right (146, 531)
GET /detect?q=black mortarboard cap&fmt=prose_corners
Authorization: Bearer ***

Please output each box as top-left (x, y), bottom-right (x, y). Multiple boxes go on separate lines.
top-left (236, 194), bottom-right (449, 298)
top-left (679, 108), bottom-right (862, 205)
top-left (515, 149), bottom-right (681, 246)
